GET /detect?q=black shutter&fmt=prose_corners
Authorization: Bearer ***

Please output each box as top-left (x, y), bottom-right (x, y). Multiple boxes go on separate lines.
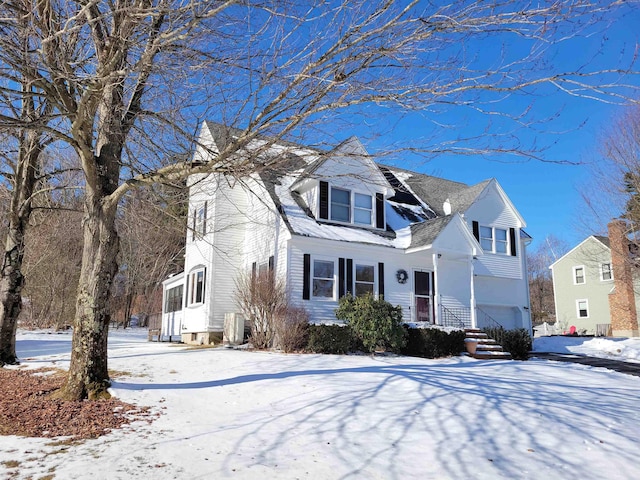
top-left (338, 258), bottom-right (345, 298)
top-left (192, 209), bottom-right (197, 241)
top-left (319, 181), bottom-right (329, 220)
top-left (202, 267), bottom-right (207, 300)
top-left (346, 258), bottom-right (353, 295)
top-left (378, 262), bottom-right (384, 297)
top-left (203, 201), bottom-right (207, 235)
top-left (268, 255), bottom-right (274, 271)
top-left (303, 254), bottom-right (311, 300)
top-left (472, 221), bottom-right (479, 241)
top-left (510, 228), bottom-right (517, 256)
top-left (376, 193), bottom-right (385, 229)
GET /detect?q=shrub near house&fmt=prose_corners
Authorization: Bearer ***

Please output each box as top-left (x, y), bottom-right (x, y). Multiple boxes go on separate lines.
top-left (335, 294), bottom-right (407, 353)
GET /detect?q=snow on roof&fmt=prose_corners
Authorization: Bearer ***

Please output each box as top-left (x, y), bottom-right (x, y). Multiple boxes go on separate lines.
top-left (205, 124), bottom-right (497, 250)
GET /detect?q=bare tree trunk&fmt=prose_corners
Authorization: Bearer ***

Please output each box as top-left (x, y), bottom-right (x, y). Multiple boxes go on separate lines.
top-left (55, 194), bottom-right (119, 400)
top-left (0, 129), bottom-right (41, 365)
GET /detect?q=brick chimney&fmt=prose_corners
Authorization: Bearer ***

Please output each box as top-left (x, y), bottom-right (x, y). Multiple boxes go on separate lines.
top-left (608, 220), bottom-right (639, 337)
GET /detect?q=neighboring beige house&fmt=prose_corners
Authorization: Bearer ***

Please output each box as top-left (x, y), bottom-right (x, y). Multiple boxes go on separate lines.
top-left (550, 220), bottom-right (640, 337)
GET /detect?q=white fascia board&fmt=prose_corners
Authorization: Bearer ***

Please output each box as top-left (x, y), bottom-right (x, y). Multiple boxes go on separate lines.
top-left (162, 271), bottom-right (184, 287)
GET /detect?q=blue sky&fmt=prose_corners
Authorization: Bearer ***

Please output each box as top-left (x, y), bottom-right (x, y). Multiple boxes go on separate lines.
top-left (362, 4), bottom-right (640, 250)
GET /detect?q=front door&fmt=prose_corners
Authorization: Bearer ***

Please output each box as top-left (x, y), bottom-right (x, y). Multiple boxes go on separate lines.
top-left (414, 270), bottom-right (435, 323)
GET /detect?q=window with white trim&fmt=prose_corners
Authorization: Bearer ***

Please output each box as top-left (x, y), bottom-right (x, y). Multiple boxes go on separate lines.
top-left (576, 299), bottom-right (589, 318)
top-left (313, 259), bottom-right (335, 298)
top-left (355, 264), bottom-right (375, 296)
top-left (573, 266), bottom-right (585, 285)
top-left (165, 285), bottom-right (183, 313)
top-left (188, 268), bottom-right (206, 305)
top-left (354, 193), bottom-right (372, 225)
top-left (330, 188), bottom-right (350, 222)
top-left (480, 225), bottom-right (509, 254)
top-left (601, 263), bottom-right (613, 281)
top-left (329, 187), bottom-right (374, 227)
top-left (192, 201), bottom-right (207, 240)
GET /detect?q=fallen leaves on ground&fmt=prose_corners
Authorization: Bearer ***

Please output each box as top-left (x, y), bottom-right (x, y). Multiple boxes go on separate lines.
top-left (0, 368), bottom-right (151, 439)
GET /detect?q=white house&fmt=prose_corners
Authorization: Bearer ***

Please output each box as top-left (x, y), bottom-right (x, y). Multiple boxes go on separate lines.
top-left (161, 122), bottom-right (533, 344)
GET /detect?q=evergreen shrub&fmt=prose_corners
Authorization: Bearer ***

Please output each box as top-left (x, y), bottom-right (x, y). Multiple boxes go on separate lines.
top-left (482, 326), bottom-right (532, 360)
top-left (335, 294), bottom-right (406, 353)
top-left (306, 324), bottom-right (352, 354)
top-left (402, 327), bottom-right (465, 358)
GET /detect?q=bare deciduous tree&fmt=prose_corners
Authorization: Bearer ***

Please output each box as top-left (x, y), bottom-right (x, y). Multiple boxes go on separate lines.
top-left (0, 0), bottom-right (638, 398)
top-left (235, 268), bottom-right (288, 349)
top-left (527, 235), bottom-right (568, 325)
top-left (0, 1), bottom-right (54, 365)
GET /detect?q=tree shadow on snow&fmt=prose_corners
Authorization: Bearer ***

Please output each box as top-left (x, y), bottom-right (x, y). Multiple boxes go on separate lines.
top-left (113, 354), bottom-right (640, 480)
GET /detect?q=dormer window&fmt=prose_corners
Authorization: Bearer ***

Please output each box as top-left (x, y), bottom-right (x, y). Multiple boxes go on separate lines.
top-left (354, 193), bottom-right (372, 225)
top-left (319, 181), bottom-right (384, 229)
top-left (330, 187), bottom-right (351, 222)
top-left (330, 187), bottom-right (373, 225)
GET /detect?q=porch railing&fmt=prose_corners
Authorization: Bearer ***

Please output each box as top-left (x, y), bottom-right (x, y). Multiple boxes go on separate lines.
top-left (439, 305), bottom-right (472, 329)
top-left (476, 307), bottom-right (504, 330)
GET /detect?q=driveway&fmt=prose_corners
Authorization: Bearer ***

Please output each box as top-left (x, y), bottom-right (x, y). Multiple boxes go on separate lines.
top-left (531, 352), bottom-right (640, 377)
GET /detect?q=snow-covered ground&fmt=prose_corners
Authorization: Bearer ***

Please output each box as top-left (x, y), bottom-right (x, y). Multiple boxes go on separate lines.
top-left (533, 334), bottom-right (640, 363)
top-left (2, 329), bottom-right (640, 480)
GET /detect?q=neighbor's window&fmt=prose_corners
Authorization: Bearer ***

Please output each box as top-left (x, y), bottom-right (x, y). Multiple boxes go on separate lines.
top-left (355, 264), bottom-right (375, 296)
top-left (330, 188), bottom-right (350, 222)
top-left (601, 263), bottom-right (613, 281)
top-left (354, 193), bottom-right (373, 225)
top-left (313, 260), bottom-right (334, 298)
top-left (573, 266), bottom-right (585, 285)
top-left (165, 285), bottom-right (183, 313)
top-left (188, 268), bottom-right (206, 305)
top-left (577, 299), bottom-right (589, 318)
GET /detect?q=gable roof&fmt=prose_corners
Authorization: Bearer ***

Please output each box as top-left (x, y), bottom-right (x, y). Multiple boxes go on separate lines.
top-left (549, 235), bottom-right (611, 269)
top-left (199, 122), bottom-right (522, 251)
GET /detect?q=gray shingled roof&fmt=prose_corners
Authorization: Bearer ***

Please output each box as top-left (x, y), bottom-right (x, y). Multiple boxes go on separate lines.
top-left (409, 216), bottom-right (455, 249)
top-left (594, 235), bottom-right (610, 248)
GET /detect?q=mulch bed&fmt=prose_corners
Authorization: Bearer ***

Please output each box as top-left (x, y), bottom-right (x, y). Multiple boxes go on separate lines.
top-left (0, 368), bottom-right (151, 439)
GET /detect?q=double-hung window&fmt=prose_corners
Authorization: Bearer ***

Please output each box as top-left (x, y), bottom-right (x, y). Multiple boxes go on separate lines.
top-left (329, 187), bottom-right (373, 226)
top-left (354, 193), bottom-right (372, 225)
top-left (355, 264), bottom-right (375, 296)
top-left (480, 226), bottom-right (509, 254)
top-left (192, 201), bottom-right (207, 240)
top-left (188, 268), bottom-right (206, 305)
top-left (313, 260), bottom-right (335, 298)
top-left (479, 226), bottom-right (494, 252)
top-left (577, 299), bottom-right (589, 318)
top-left (573, 266), bottom-right (585, 285)
top-left (330, 188), bottom-right (350, 222)
top-left (601, 263), bottom-right (613, 281)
